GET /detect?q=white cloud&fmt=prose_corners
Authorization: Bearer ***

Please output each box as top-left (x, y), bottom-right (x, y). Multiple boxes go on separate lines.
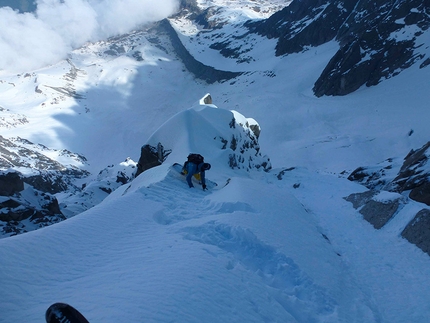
top-left (0, 0), bottom-right (179, 72)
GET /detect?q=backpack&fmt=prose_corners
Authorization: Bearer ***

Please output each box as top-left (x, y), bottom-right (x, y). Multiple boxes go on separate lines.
top-left (187, 153), bottom-right (204, 165)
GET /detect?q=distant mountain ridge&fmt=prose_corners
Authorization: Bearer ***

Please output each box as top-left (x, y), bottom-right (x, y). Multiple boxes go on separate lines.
top-left (8, 0), bottom-right (427, 96)
top-left (246, 0), bottom-right (430, 96)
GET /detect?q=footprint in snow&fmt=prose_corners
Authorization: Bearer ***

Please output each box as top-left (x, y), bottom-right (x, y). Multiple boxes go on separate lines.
top-left (182, 221), bottom-right (338, 322)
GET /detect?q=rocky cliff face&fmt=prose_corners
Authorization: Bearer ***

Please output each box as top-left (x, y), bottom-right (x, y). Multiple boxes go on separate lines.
top-left (249, 0), bottom-right (430, 96)
top-left (0, 135), bottom-right (137, 237)
top-left (0, 136), bottom-right (88, 236)
top-left (346, 141), bottom-right (430, 256)
top-left (247, 0), bottom-right (356, 55)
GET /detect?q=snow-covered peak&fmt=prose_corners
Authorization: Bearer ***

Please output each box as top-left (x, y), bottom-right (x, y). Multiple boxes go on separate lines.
top-left (144, 93), bottom-right (271, 179)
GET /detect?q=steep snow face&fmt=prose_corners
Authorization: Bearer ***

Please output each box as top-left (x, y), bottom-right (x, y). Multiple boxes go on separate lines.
top-left (0, 146), bottom-right (380, 323)
top-left (145, 97), bottom-right (271, 178)
top-left (2, 126), bottom-right (430, 323)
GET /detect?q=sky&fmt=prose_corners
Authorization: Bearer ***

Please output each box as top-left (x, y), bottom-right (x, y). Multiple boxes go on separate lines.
top-left (0, 0), bottom-right (179, 72)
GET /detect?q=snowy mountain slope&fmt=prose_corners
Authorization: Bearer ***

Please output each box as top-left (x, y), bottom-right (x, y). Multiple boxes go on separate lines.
top-left (143, 98), bottom-right (270, 175)
top-left (0, 0), bottom-right (428, 238)
top-left (1, 98), bottom-right (430, 323)
top-left (0, 0), bottom-right (430, 321)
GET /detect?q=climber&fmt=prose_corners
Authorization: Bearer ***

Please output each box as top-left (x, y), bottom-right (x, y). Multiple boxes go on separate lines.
top-left (182, 153), bottom-right (211, 190)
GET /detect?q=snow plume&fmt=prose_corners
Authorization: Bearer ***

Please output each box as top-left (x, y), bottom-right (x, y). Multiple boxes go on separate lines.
top-left (0, 0), bottom-right (179, 72)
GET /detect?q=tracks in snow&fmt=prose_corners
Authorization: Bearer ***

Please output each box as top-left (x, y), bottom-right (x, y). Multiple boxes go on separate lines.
top-left (138, 167), bottom-right (253, 226)
top-left (135, 168), bottom-right (338, 322)
top-left (182, 222), bottom-right (337, 322)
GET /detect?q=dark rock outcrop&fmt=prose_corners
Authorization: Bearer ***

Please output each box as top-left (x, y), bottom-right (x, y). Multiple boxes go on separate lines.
top-left (347, 161), bottom-right (393, 191)
top-left (0, 185), bottom-right (65, 235)
top-left (402, 209), bottom-right (430, 255)
top-left (344, 190), bottom-right (377, 209)
top-left (393, 143), bottom-right (430, 206)
top-left (409, 183), bottom-right (430, 206)
top-left (0, 135), bottom-right (89, 194)
top-left (135, 143), bottom-right (172, 177)
top-left (392, 142), bottom-right (430, 201)
top-left (346, 142), bottom-right (430, 254)
top-left (24, 173), bottom-right (70, 194)
top-left (359, 199), bottom-right (401, 229)
top-left (348, 141), bottom-right (430, 206)
top-left (0, 136), bottom-right (91, 237)
top-left (313, 0), bottom-right (430, 97)
top-left (0, 171), bottom-right (24, 196)
top-left (344, 190), bottom-right (404, 229)
top-left (224, 115), bottom-right (271, 172)
top-left (0, 172), bottom-right (65, 235)
top-left (248, 0), bottom-right (356, 56)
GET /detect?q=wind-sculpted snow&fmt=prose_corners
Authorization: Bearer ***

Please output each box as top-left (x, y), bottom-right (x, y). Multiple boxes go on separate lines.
top-left (3, 120), bottom-right (421, 322)
top-left (1, 142), bottom-right (429, 322)
top-left (182, 221), bottom-right (337, 322)
top-left (145, 98), bottom-right (271, 174)
top-left (135, 165), bottom-right (254, 225)
top-left (0, 92), bottom-right (271, 237)
top-left (97, 162), bottom-right (350, 322)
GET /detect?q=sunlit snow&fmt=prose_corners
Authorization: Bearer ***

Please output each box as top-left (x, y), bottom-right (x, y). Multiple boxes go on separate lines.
top-left (0, 1), bottom-right (430, 323)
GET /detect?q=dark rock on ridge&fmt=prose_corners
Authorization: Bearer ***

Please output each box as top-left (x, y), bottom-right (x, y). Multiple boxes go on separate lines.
top-left (344, 190), bottom-right (404, 229)
top-left (135, 143), bottom-right (172, 177)
top-left (348, 141), bottom-right (430, 207)
top-left (392, 142), bottom-right (430, 204)
top-left (347, 141), bottom-right (430, 255)
top-left (402, 209), bottom-right (430, 256)
top-left (0, 171), bottom-right (24, 196)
